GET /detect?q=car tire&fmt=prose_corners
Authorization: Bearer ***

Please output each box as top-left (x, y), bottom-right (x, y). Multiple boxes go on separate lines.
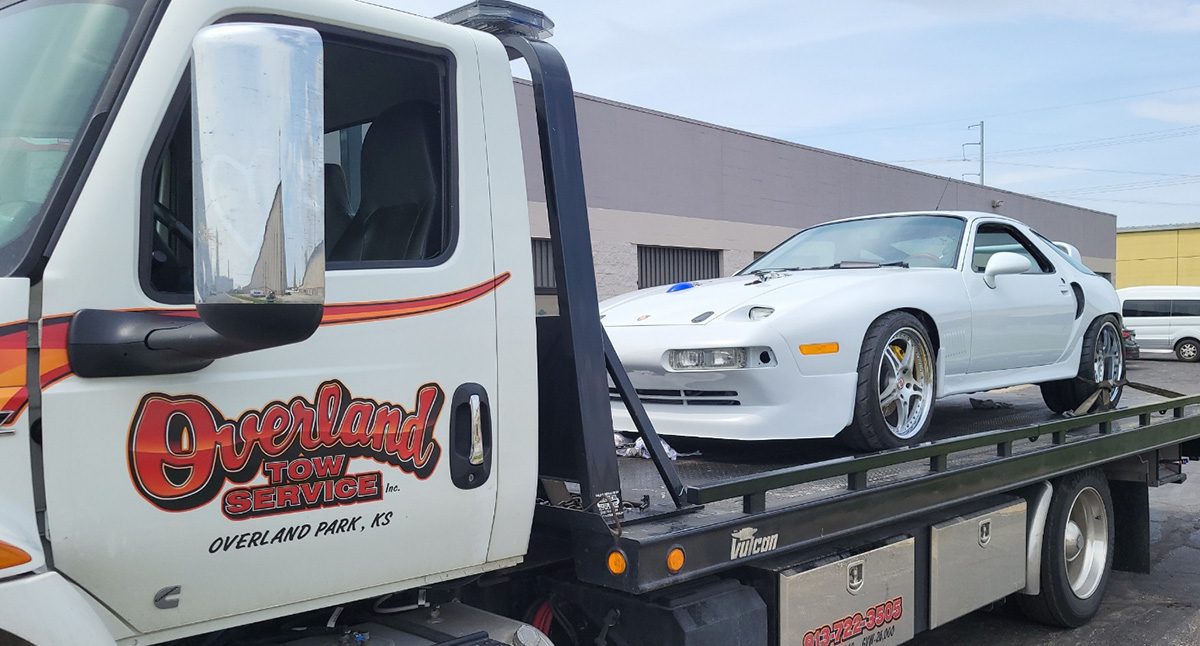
top-left (1176, 338), bottom-right (1200, 362)
top-left (1039, 315), bottom-right (1124, 414)
top-left (843, 312), bottom-right (936, 451)
top-left (1017, 469), bottom-right (1114, 628)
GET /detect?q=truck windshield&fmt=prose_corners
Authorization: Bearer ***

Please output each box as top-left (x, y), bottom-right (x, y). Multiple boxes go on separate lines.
top-left (0, 0), bottom-right (133, 275)
top-left (742, 214), bottom-right (967, 272)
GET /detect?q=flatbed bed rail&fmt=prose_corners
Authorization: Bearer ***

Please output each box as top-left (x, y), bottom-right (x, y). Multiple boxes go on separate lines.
top-left (572, 395), bottom-right (1200, 594)
top-left (685, 394), bottom-right (1200, 513)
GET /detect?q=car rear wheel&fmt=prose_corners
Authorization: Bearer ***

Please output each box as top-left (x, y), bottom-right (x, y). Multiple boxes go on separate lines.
top-left (844, 312), bottom-right (936, 451)
top-left (1176, 338), bottom-right (1199, 362)
top-left (1040, 315), bottom-right (1124, 414)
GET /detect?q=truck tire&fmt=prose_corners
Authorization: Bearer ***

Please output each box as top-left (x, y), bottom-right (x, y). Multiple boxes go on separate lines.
top-left (1176, 338), bottom-right (1199, 362)
top-left (843, 312), bottom-right (936, 451)
top-left (1017, 469), bottom-right (1114, 628)
top-left (1039, 315), bottom-right (1124, 414)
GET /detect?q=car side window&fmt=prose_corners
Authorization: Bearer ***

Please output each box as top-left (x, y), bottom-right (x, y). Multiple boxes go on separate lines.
top-left (1123, 300), bottom-right (1171, 317)
top-left (141, 32), bottom-right (455, 303)
top-left (971, 224), bottom-right (1054, 274)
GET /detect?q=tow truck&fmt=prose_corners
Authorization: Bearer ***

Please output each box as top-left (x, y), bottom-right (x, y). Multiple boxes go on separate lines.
top-left (0, 1), bottom-right (1197, 644)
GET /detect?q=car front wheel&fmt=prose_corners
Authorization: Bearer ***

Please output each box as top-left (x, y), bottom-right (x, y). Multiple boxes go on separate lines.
top-left (844, 312), bottom-right (936, 451)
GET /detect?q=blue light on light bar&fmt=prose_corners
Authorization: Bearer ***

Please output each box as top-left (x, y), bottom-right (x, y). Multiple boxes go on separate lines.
top-left (437, 1), bottom-right (554, 40)
top-left (667, 282), bottom-right (695, 293)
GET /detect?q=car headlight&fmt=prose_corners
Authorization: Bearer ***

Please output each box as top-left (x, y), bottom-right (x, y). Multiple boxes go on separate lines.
top-left (748, 307), bottom-right (774, 320)
top-left (667, 347), bottom-right (747, 370)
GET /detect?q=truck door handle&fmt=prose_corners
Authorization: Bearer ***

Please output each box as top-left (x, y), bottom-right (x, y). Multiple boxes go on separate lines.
top-left (469, 394), bottom-right (485, 465)
top-left (450, 384), bottom-right (492, 489)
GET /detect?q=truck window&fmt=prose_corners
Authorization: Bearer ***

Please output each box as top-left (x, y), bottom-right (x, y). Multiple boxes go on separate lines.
top-left (141, 32), bottom-right (455, 302)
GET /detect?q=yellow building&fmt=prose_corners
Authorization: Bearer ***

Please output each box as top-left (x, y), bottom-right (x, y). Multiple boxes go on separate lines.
top-left (1116, 223), bottom-right (1200, 288)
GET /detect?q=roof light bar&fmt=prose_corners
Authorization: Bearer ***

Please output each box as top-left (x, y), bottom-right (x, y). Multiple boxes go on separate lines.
top-left (437, 1), bottom-right (554, 40)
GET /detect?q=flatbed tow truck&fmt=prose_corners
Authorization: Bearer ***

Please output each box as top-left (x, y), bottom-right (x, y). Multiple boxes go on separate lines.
top-left (0, 1), bottom-right (1197, 645)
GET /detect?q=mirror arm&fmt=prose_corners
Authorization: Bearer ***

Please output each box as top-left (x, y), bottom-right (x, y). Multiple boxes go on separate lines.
top-left (145, 320), bottom-right (260, 360)
top-left (68, 309), bottom-right (215, 378)
top-left (69, 307), bottom-right (320, 378)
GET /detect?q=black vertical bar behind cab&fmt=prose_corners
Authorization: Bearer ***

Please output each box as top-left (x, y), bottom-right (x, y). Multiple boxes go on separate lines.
top-left (498, 35), bottom-right (622, 511)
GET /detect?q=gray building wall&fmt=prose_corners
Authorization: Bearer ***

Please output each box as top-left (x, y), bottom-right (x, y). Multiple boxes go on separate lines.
top-left (514, 80), bottom-right (1117, 300)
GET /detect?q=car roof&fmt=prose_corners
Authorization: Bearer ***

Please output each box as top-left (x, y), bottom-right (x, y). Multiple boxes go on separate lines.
top-left (819, 211), bottom-right (1024, 227)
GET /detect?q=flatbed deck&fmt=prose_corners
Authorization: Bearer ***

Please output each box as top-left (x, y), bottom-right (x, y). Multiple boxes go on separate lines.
top-left (556, 359), bottom-right (1200, 595)
top-left (618, 372), bottom-right (1179, 510)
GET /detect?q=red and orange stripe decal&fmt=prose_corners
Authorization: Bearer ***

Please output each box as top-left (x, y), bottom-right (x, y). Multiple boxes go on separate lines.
top-left (0, 320), bottom-right (28, 425)
top-left (321, 273), bottom-right (509, 326)
top-left (0, 273), bottom-right (510, 426)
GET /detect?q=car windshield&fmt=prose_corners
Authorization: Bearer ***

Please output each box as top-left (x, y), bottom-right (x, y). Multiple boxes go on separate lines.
top-left (742, 214), bottom-right (967, 273)
top-left (0, 0), bottom-right (132, 275)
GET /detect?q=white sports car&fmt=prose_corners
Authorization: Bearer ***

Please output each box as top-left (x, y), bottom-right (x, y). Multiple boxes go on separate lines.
top-left (602, 211), bottom-right (1124, 449)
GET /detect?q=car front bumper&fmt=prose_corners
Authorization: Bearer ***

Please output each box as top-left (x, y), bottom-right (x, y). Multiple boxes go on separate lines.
top-left (606, 324), bottom-right (858, 440)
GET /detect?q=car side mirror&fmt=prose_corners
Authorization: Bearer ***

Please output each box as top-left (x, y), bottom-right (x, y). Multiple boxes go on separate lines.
top-left (983, 252), bottom-right (1031, 289)
top-left (189, 23), bottom-right (325, 347)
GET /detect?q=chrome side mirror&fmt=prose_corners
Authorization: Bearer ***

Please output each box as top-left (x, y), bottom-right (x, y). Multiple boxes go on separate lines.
top-left (68, 23), bottom-right (327, 377)
top-left (190, 22), bottom-right (325, 345)
top-left (983, 252), bottom-right (1031, 289)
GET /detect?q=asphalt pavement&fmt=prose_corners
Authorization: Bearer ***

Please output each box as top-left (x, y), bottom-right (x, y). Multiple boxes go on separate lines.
top-left (916, 355), bottom-right (1200, 645)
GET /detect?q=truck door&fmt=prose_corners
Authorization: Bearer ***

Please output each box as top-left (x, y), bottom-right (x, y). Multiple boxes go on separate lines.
top-left (964, 221), bottom-right (1077, 372)
top-left (36, 4), bottom-right (505, 633)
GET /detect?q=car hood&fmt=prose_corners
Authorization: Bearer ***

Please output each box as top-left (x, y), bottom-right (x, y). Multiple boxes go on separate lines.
top-left (601, 269), bottom-right (905, 326)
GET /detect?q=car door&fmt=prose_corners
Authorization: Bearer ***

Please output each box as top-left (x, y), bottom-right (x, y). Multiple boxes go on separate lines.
top-left (964, 221), bottom-right (1076, 372)
top-left (1122, 298), bottom-right (1172, 350)
top-left (36, 3), bottom-right (503, 633)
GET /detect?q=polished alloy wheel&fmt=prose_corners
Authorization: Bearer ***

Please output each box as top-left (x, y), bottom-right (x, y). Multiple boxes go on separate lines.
top-left (1093, 322), bottom-right (1124, 404)
top-left (877, 327), bottom-right (934, 439)
top-left (1064, 486), bottom-right (1109, 599)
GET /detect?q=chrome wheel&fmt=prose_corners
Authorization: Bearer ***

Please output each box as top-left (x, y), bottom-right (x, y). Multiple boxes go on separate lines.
top-left (1092, 322), bottom-right (1123, 404)
top-left (1064, 486), bottom-right (1109, 599)
top-left (877, 327), bottom-right (934, 439)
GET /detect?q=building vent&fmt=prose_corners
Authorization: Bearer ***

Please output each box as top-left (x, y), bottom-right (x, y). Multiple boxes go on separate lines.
top-left (637, 245), bottom-right (720, 289)
top-left (531, 238), bottom-right (557, 292)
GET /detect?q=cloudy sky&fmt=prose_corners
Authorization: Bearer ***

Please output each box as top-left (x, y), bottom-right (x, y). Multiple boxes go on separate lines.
top-left (404, 0), bottom-right (1200, 227)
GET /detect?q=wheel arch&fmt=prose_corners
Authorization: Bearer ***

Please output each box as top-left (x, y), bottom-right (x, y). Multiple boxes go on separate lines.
top-left (895, 307), bottom-right (940, 356)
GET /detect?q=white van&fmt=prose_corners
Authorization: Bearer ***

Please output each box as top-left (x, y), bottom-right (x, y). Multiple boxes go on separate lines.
top-left (1118, 286), bottom-right (1200, 362)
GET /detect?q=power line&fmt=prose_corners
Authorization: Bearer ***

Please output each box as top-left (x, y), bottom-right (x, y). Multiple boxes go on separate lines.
top-left (1041, 175), bottom-right (1200, 198)
top-left (798, 82), bottom-right (1200, 138)
top-left (1047, 197), bottom-right (1200, 207)
top-left (987, 160), bottom-right (1199, 178)
top-left (888, 125), bottom-right (1200, 165)
top-left (989, 125), bottom-right (1200, 158)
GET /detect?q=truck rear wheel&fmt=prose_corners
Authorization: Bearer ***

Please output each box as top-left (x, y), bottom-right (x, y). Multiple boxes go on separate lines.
top-left (1039, 315), bottom-right (1124, 414)
top-left (1017, 469), bottom-right (1114, 628)
top-left (844, 312), bottom-right (936, 451)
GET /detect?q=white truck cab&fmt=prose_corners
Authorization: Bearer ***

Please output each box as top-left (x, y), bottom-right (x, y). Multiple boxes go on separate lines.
top-left (2, 0), bottom-right (540, 642)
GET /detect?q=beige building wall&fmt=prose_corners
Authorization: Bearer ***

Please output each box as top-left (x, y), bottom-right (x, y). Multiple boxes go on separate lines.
top-left (1116, 227), bottom-right (1200, 288)
top-left (528, 202), bottom-right (797, 300)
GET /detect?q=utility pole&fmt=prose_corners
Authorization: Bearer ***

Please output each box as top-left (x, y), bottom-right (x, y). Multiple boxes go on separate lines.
top-left (962, 121), bottom-right (984, 185)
